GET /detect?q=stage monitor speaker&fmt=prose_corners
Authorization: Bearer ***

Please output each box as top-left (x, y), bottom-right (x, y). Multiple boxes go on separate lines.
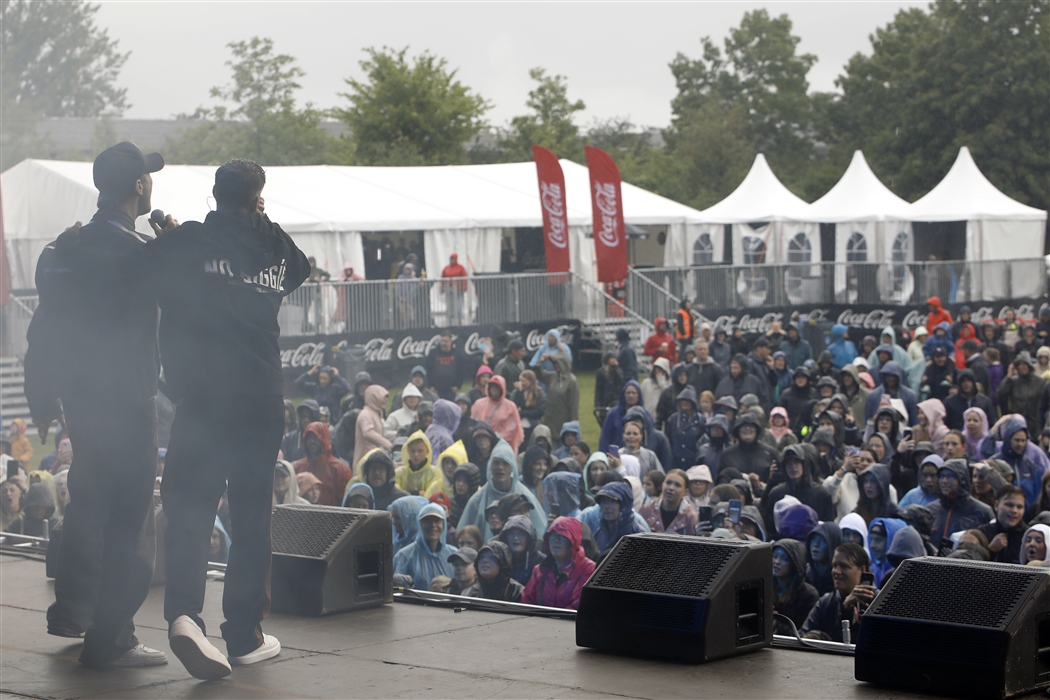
top-left (576, 533), bottom-right (773, 663)
top-left (270, 504), bottom-right (392, 616)
top-left (855, 556), bottom-right (1050, 699)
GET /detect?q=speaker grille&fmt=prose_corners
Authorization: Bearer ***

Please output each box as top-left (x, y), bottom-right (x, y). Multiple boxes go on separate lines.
top-left (871, 559), bottom-right (1039, 629)
top-left (590, 536), bottom-right (738, 597)
top-left (272, 505), bottom-right (359, 559)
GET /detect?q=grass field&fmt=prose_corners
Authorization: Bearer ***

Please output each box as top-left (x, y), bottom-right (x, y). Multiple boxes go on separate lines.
top-left (18, 369), bottom-right (604, 472)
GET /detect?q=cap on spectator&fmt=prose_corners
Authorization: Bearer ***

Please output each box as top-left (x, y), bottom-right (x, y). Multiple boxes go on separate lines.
top-left (752, 337), bottom-right (770, 350)
top-left (739, 394), bottom-right (760, 408)
top-left (417, 401), bottom-right (434, 416)
top-left (484, 500), bottom-right (501, 516)
top-left (913, 326), bottom-right (929, 338)
top-left (448, 547), bottom-right (478, 565)
top-left (501, 493), bottom-right (534, 512)
top-left (274, 461), bottom-right (290, 476)
top-left (93, 142), bottom-right (164, 196)
top-left (508, 339), bottom-right (525, 352)
top-left (792, 365), bottom-right (810, 378)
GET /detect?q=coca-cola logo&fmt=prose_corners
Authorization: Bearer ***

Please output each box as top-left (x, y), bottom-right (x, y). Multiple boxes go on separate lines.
top-left (362, 337), bottom-right (394, 363)
top-left (525, 329), bottom-right (547, 352)
top-left (901, 310), bottom-right (925, 330)
top-left (540, 182), bottom-right (568, 249)
top-left (837, 308), bottom-right (897, 330)
top-left (281, 341), bottom-right (327, 370)
top-left (710, 312), bottom-right (785, 334)
top-left (397, 334), bottom-right (445, 361)
top-left (593, 182), bottom-right (620, 248)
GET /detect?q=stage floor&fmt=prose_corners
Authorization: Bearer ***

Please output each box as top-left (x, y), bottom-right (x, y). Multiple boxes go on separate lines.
top-left (0, 553), bottom-right (969, 699)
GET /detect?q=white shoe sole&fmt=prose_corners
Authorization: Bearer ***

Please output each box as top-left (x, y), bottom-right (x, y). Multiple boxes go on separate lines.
top-left (228, 636), bottom-right (281, 666)
top-left (169, 634), bottom-right (232, 680)
top-left (110, 653), bottom-right (168, 668)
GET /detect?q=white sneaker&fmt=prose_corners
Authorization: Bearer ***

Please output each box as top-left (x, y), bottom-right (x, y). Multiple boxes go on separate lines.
top-left (168, 615), bottom-right (232, 680)
top-left (228, 634), bottom-right (280, 666)
top-left (109, 644), bottom-right (168, 667)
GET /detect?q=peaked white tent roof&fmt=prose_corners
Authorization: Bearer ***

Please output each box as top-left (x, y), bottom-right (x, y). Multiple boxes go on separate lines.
top-left (909, 147), bottom-right (1046, 222)
top-left (808, 151), bottom-right (914, 222)
top-left (692, 153), bottom-right (813, 223)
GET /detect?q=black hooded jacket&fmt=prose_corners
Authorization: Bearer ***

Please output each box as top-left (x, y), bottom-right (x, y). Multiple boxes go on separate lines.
top-left (943, 369), bottom-right (996, 430)
top-left (498, 515), bottom-right (547, 586)
top-left (714, 355), bottom-right (766, 406)
top-left (778, 376), bottom-right (817, 435)
top-left (656, 364), bottom-right (691, 430)
top-left (147, 210), bottom-right (310, 400)
top-left (719, 414), bottom-right (778, 483)
top-left (462, 541), bottom-right (525, 602)
top-left (805, 522), bottom-right (843, 595)
top-left (927, 458), bottom-right (994, 551)
top-left (762, 443), bottom-right (836, 538)
top-left (772, 538), bottom-right (820, 635)
top-left (361, 450), bottom-right (410, 512)
top-left (449, 463), bottom-right (481, 528)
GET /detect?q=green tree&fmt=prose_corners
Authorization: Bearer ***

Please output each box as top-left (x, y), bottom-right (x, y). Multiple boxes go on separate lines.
top-left (666, 9), bottom-right (820, 201)
top-left (1, 0), bottom-right (128, 169)
top-left (826, 0), bottom-right (1048, 211)
top-left (165, 37), bottom-right (339, 166)
top-left (499, 68), bottom-right (586, 162)
top-left (335, 47), bottom-right (489, 166)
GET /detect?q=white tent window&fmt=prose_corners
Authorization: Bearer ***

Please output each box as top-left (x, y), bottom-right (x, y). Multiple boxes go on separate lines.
top-left (891, 230), bottom-right (909, 262)
top-left (846, 232), bottom-right (868, 262)
top-left (742, 236), bottom-right (767, 265)
top-left (787, 232), bottom-right (812, 263)
top-left (692, 233), bottom-right (714, 265)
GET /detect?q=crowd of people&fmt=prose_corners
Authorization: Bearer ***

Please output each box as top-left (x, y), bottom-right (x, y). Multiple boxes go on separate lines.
top-left (7, 284), bottom-right (1050, 640)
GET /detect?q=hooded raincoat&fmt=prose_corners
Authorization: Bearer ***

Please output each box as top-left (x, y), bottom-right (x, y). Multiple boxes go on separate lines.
top-left (521, 516), bottom-right (596, 610)
top-left (696, 414), bottom-right (731, 478)
top-left (470, 376), bottom-right (524, 453)
top-left (425, 440), bottom-right (469, 500)
top-left (292, 422), bottom-right (353, 507)
top-left (805, 522), bottom-right (843, 596)
top-left (665, 387), bottom-right (705, 472)
top-left (354, 385), bottom-right (392, 467)
top-left (425, 399), bottom-right (461, 459)
top-left (462, 540), bottom-right (525, 602)
top-left (826, 325), bottom-right (858, 370)
top-left (772, 539), bottom-right (821, 634)
top-left (992, 416), bottom-right (1047, 506)
top-left (393, 502), bottom-right (458, 589)
top-left (916, 399), bottom-right (949, 457)
top-left (535, 355), bottom-right (579, 437)
top-left (641, 357), bottom-right (672, 414)
top-left (388, 495), bottom-right (428, 555)
top-left (868, 517), bottom-right (907, 586)
top-left (530, 328), bottom-right (573, 372)
top-left (498, 514), bottom-right (547, 586)
top-left (554, 421), bottom-right (582, 460)
top-left (356, 449), bottom-right (410, 512)
top-left (928, 459), bottom-right (994, 549)
top-left (864, 361), bottom-right (919, 425)
top-left (458, 441), bottom-right (546, 540)
top-left (763, 443), bottom-right (835, 538)
top-left (395, 430), bottom-right (442, 496)
top-left (385, 383), bottom-right (422, 441)
top-left (592, 481), bottom-right (646, 554)
top-left (600, 380), bottom-right (647, 452)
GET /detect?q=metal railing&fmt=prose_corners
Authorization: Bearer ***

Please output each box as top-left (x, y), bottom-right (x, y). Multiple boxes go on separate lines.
top-left (278, 271), bottom-right (650, 337)
top-left (3, 295), bottom-right (38, 360)
top-left (630, 258), bottom-right (1048, 316)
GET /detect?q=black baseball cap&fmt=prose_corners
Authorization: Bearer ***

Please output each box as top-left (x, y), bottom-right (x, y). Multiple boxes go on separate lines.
top-left (93, 142), bottom-right (164, 196)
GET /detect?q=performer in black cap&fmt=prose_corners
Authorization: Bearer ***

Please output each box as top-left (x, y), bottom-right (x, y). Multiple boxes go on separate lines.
top-left (147, 159), bottom-right (309, 680)
top-left (25, 142), bottom-right (170, 667)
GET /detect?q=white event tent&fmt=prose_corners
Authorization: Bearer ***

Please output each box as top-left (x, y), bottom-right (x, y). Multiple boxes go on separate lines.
top-left (665, 153), bottom-right (819, 268)
top-left (807, 150), bottom-right (916, 301)
top-left (2, 158), bottom-right (710, 290)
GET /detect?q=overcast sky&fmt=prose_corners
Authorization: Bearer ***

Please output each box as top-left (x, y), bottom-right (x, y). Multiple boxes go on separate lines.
top-left (99, 1), bottom-right (927, 129)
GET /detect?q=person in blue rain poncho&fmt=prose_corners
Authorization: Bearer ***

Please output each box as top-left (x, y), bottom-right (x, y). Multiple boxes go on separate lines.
top-left (388, 495), bottom-right (428, 556)
top-left (458, 441), bottom-right (546, 540)
top-left (826, 324), bottom-right (858, 370)
top-left (393, 502), bottom-right (458, 590)
top-left (530, 328), bottom-right (572, 373)
top-left (867, 517), bottom-right (906, 588)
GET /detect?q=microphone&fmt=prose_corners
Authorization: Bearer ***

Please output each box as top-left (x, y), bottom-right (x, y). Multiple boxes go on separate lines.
top-left (150, 209), bottom-right (167, 228)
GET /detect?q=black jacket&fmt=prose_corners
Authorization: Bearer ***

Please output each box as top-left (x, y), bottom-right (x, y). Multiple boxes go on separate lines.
top-left (763, 444), bottom-right (836, 538)
top-left (426, 347), bottom-right (463, 401)
top-left (977, 518), bottom-right (1027, 565)
top-left (146, 210), bottom-right (309, 400)
top-left (27, 209), bottom-right (159, 415)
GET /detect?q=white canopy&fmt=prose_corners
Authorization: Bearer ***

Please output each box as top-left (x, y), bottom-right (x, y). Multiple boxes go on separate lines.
top-left (808, 151), bottom-right (914, 222)
top-left (691, 153), bottom-right (813, 223)
top-left (910, 147), bottom-right (1046, 266)
top-left (2, 158), bottom-right (711, 290)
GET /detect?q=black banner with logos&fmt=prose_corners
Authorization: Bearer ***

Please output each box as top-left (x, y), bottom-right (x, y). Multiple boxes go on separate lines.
top-left (693, 298), bottom-right (1047, 353)
top-left (280, 319), bottom-right (582, 390)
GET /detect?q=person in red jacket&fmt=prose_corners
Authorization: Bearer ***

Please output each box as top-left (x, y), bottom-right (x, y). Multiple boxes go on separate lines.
top-left (441, 254), bottom-right (469, 326)
top-left (925, 297), bottom-right (953, 336)
top-left (292, 422), bottom-right (352, 507)
top-left (644, 317), bottom-right (678, 365)
top-left (521, 516), bottom-right (596, 610)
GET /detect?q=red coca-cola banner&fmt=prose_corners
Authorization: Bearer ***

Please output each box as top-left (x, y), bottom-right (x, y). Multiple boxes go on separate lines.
top-left (532, 145), bottom-right (571, 274)
top-left (585, 146), bottom-right (627, 282)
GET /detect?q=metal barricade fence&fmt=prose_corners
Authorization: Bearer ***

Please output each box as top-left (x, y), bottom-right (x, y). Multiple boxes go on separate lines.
top-left (630, 258), bottom-right (1048, 317)
top-left (277, 272), bottom-right (643, 337)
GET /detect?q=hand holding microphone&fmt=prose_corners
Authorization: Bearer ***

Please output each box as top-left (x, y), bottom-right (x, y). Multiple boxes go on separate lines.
top-left (149, 208), bottom-right (178, 235)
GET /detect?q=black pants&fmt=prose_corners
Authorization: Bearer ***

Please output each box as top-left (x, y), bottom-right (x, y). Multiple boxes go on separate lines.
top-left (48, 395), bottom-right (158, 666)
top-left (161, 395), bottom-right (283, 657)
